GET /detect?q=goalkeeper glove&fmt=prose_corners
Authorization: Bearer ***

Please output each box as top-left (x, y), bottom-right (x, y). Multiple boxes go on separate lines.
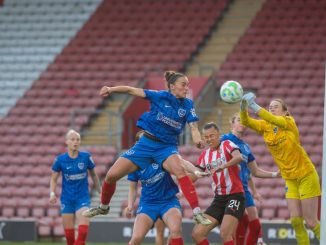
top-left (242, 92), bottom-right (261, 113)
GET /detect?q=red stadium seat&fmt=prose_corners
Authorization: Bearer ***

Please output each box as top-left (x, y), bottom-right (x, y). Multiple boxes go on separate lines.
top-left (277, 207), bottom-right (290, 220)
top-left (261, 208), bottom-right (275, 220)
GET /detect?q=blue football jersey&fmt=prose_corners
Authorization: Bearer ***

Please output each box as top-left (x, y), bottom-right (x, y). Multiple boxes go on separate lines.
top-left (128, 162), bottom-right (179, 203)
top-left (221, 133), bottom-right (255, 191)
top-left (137, 90), bottom-right (199, 145)
top-left (52, 151), bottom-right (95, 202)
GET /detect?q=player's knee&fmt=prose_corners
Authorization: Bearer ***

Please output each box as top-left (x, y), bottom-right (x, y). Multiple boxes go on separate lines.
top-left (169, 229), bottom-right (182, 238)
top-left (129, 236), bottom-right (143, 245)
top-left (191, 228), bottom-right (202, 242)
top-left (105, 172), bottom-right (118, 183)
top-left (219, 226), bottom-right (232, 241)
top-left (304, 217), bottom-right (318, 229)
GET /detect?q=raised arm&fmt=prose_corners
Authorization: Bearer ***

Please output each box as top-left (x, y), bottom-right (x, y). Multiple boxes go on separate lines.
top-left (241, 92), bottom-right (288, 129)
top-left (99, 86), bottom-right (146, 98)
top-left (89, 168), bottom-right (101, 194)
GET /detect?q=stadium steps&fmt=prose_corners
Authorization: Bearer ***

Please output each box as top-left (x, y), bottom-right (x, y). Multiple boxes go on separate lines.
top-left (91, 176), bottom-right (130, 219)
top-left (81, 99), bottom-right (123, 146)
top-left (186, 0), bottom-right (264, 77)
top-left (203, 101), bottom-right (240, 133)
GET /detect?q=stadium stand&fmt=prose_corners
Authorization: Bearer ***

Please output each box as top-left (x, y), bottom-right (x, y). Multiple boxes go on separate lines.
top-left (0, 0), bottom-right (324, 240)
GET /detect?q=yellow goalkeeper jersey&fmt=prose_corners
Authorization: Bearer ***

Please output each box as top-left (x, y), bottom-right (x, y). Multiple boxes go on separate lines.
top-left (240, 109), bottom-right (315, 180)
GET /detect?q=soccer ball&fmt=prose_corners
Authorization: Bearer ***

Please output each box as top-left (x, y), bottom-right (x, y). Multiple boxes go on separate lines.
top-left (219, 80), bottom-right (243, 104)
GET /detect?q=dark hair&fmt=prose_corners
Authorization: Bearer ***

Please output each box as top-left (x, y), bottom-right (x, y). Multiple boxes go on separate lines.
top-left (203, 122), bottom-right (220, 131)
top-left (164, 71), bottom-right (185, 90)
top-left (271, 98), bottom-right (290, 116)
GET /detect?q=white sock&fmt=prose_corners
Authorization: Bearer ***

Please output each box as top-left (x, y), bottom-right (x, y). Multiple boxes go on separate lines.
top-left (193, 207), bottom-right (201, 215)
top-left (100, 204), bottom-right (109, 210)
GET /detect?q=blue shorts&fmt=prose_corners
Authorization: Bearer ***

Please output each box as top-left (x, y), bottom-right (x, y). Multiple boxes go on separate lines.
top-left (60, 198), bottom-right (90, 214)
top-left (121, 135), bottom-right (178, 170)
top-left (244, 189), bottom-right (255, 208)
top-left (137, 197), bottom-right (181, 222)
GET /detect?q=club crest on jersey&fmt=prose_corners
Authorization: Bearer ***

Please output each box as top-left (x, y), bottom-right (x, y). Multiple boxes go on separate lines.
top-left (178, 108), bottom-right (186, 117)
top-left (273, 127), bottom-right (278, 134)
top-left (125, 149), bottom-right (135, 155)
top-left (78, 162), bottom-right (85, 170)
top-left (152, 163), bottom-right (159, 169)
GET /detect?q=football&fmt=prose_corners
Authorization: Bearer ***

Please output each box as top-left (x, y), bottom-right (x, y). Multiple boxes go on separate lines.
top-left (219, 80), bottom-right (243, 104)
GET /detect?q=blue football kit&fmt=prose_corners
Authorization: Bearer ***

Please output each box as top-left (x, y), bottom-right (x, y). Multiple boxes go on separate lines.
top-left (137, 90), bottom-right (199, 145)
top-left (122, 89), bottom-right (199, 169)
top-left (52, 151), bottom-right (95, 213)
top-left (221, 133), bottom-right (256, 207)
top-left (128, 162), bottom-right (181, 222)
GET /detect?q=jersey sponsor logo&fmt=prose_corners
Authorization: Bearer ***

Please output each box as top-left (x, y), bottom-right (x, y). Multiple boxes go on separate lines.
top-left (64, 173), bottom-right (87, 181)
top-left (157, 112), bottom-right (182, 129)
top-left (152, 163), bottom-right (159, 169)
top-left (66, 166), bottom-right (72, 170)
top-left (177, 108), bottom-right (186, 117)
top-left (164, 105), bottom-right (171, 108)
top-left (273, 127), bottom-right (278, 134)
top-left (78, 162), bottom-right (85, 170)
top-left (141, 172), bottom-right (165, 186)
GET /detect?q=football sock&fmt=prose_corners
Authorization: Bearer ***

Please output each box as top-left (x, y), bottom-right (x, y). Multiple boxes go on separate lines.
top-left (197, 239), bottom-right (209, 245)
top-left (224, 240), bottom-right (234, 245)
top-left (169, 237), bottom-right (184, 245)
top-left (75, 225), bottom-right (88, 245)
top-left (64, 228), bottom-right (75, 245)
top-left (291, 217), bottom-right (310, 245)
top-left (258, 223), bottom-right (263, 238)
top-left (312, 222), bottom-right (320, 240)
top-left (236, 213), bottom-right (249, 245)
top-left (246, 219), bottom-right (260, 245)
top-left (101, 181), bottom-right (116, 206)
top-left (178, 176), bottom-right (199, 209)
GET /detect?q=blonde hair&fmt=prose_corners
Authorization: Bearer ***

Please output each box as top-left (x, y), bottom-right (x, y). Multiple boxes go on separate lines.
top-left (230, 112), bottom-right (240, 124)
top-left (65, 129), bottom-right (80, 139)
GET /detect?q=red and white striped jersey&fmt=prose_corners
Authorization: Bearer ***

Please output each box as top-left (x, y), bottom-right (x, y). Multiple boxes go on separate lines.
top-left (197, 140), bottom-right (244, 195)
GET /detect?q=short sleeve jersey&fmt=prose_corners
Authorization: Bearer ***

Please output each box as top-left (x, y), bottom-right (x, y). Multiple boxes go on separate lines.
top-left (52, 151), bottom-right (95, 202)
top-left (128, 162), bottom-right (179, 203)
top-left (197, 140), bottom-right (244, 195)
top-left (221, 133), bottom-right (255, 191)
top-left (137, 90), bottom-right (199, 145)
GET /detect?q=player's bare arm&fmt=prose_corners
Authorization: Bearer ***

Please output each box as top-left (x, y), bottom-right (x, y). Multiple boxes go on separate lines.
top-left (99, 86), bottom-right (145, 98)
top-left (215, 149), bottom-right (243, 172)
top-left (89, 168), bottom-right (102, 194)
top-left (49, 171), bottom-right (60, 204)
top-left (181, 159), bottom-right (209, 181)
top-left (248, 160), bottom-right (279, 178)
top-left (189, 122), bottom-right (204, 149)
top-left (125, 181), bottom-right (137, 218)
